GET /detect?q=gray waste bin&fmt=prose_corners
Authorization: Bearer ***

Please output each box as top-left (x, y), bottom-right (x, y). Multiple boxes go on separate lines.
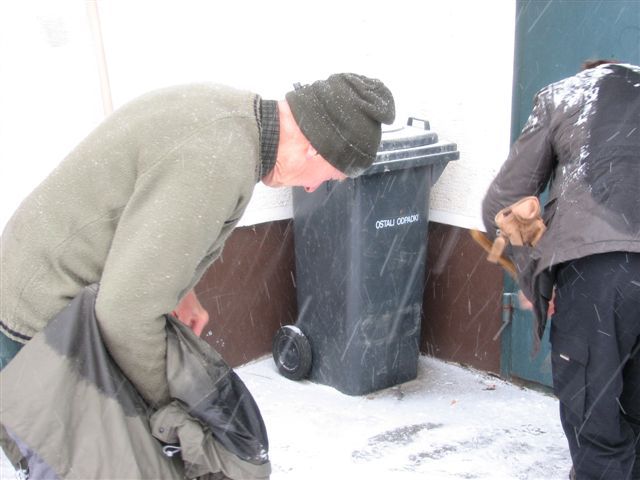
top-left (273, 118), bottom-right (459, 395)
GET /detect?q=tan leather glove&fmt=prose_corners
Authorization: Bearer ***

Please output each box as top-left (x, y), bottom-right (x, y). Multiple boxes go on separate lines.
top-left (487, 196), bottom-right (546, 263)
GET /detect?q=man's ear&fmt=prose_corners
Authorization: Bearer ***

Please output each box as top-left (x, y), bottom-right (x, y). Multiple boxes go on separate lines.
top-left (305, 143), bottom-right (319, 161)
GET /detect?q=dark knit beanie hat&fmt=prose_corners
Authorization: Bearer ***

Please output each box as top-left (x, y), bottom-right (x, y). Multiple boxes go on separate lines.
top-left (285, 73), bottom-right (395, 177)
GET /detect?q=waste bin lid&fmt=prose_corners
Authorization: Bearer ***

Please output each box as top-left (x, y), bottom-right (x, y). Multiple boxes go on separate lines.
top-left (379, 121), bottom-right (438, 150)
top-left (365, 117), bottom-right (460, 175)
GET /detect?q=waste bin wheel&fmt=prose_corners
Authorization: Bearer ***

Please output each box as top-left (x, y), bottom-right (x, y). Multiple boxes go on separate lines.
top-left (272, 325), bottom-right (312, 381)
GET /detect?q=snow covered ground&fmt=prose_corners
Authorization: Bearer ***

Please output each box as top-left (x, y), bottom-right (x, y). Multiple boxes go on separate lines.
top-left (241, 355), bottom-right (571, 480)
top-left (1, 355), bottom-right (572, 479)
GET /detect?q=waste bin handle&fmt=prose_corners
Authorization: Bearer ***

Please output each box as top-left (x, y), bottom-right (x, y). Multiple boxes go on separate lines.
top-left (407, 117), bottom-right (430, 130)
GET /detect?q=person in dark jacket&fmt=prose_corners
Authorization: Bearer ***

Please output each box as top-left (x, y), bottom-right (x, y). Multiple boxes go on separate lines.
top-left (483, 60), bottom-right (640, 479)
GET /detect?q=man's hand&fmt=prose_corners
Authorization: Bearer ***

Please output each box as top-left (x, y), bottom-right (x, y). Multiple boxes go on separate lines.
top-left (517, 290), bottom-right (556, 317)
top-left (172, 289), bottom-right (209, 336)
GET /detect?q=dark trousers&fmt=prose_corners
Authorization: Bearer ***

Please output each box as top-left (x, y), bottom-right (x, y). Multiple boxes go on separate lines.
top-left (552, 252), bottom-right (640, 480)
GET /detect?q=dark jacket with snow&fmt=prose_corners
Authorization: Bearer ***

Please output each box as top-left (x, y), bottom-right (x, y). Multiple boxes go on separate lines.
top-left (482, 63), bottom-right (640, 337)
top-left (0, 285), bottom-right (271, 479)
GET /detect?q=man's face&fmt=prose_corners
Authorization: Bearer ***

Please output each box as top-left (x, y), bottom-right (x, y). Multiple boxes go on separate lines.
top-left (262, 144), bottom-right (348, 191)
top-left (302, 152), bottom-right (348, 193)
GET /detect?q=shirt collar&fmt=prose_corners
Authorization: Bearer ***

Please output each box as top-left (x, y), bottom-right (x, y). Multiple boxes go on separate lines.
top-left (256, 98), bottom-right (279, 180)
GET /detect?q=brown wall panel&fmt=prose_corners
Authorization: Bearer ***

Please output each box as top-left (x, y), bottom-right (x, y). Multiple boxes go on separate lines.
top-left (196, 220), bottom-right (505, 376)
top-left (421, 222), bottom-right (504, 374)
top-left (195, 220), bottom-right (297, 367)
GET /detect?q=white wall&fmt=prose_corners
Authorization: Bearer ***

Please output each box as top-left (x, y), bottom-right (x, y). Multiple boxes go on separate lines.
top-left (0, 0), bottom-right (515, 231)
top-left (0, 1), bottom-right (105, 229)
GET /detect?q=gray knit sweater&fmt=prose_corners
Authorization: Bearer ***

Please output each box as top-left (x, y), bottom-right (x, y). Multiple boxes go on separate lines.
top-left (1, 84), bottom-right (267, 405)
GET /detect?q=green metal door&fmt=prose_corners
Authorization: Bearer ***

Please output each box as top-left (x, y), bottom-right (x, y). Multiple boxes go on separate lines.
top-left (501, 0), bottom-right (640, 387)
